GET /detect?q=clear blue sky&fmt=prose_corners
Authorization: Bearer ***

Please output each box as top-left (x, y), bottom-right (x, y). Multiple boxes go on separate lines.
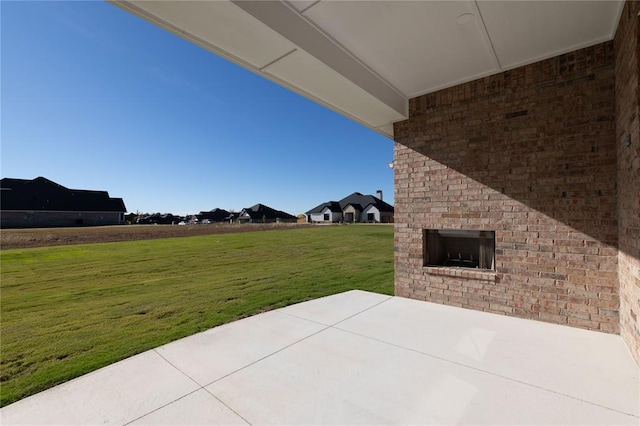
top-left (1, 1), bottom-right (394, 216)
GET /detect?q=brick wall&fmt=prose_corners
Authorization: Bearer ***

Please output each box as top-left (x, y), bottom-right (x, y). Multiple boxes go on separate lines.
top-left (615, 1), bottom-right (640, 365)
top-left (394, 42), bottom-right (619, 332)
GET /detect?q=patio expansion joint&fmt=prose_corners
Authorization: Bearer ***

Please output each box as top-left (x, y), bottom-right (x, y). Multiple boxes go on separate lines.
top-left (195, 297), bottom-right (395, 399)
top-left (329, 295), bottom-right (395, 328)
top-left (200, 324), bottom-right (332, 388)
top-left (120, 298), bottom-right (396, 426)
top-left (277, 294), bottom-right (395, 328)
top-left (201, 387), bottom-right (254, 426)
top-left (122, 350), bottom-right (254, 426)
top-left (332, 327), bottom-right (640, 420)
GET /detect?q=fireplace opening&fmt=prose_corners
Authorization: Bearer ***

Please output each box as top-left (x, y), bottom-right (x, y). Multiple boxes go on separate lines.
top-left (424, 229), bottom-right (495, 270)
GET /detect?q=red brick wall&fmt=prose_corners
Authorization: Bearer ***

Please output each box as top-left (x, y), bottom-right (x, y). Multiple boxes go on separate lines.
top-left (393, 42), bottom-right (619, 333)
top-left (615, 0), bottom-right (640, 365)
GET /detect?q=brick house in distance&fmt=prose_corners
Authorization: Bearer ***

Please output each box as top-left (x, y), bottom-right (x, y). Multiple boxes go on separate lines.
top-left (1, 177), bottom-right (127, 228)
top-left (115, 1), bottom-right (639, 366)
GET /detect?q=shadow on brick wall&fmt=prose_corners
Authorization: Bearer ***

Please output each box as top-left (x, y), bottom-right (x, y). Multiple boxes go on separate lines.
top-left (393, 41), bottom-right (618, 252)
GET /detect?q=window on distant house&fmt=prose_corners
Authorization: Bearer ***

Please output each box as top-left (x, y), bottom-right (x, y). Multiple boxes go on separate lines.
top-left (424, 229), bottom-right (495, 270)
top-left (324, 213), bottom-right (329, 221)
top-left (367, 213), bottom-right (375, 222)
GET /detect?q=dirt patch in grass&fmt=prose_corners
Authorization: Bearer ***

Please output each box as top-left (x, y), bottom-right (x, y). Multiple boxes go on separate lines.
top-left (0, 223), bottom-right (313, 250)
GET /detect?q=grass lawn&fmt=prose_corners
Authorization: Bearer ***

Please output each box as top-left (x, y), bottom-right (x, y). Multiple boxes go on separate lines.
top-left (0, 225), bottom-right (393, 406)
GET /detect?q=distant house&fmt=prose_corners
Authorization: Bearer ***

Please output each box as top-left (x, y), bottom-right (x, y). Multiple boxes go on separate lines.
top-left (306, 191), bottom-right (394, 223)
top-left (137, 213), bottom-right (181, 225)
top-left (225, 212), bottom-right (240, 223)
top-left (237, 204), bottom-right (297, 224)
top-left (124, 212), bottom-right (139, 224)
top-left (196, 208), bottom-right (230, 223)
top-left (308, 201), bottom-right (343, 223)
top-left (1, 177), bottom-right (127, 228)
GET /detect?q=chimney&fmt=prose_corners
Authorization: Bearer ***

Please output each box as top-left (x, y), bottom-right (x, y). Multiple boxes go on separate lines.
top-left (376, 190), bottom-right (383, 201)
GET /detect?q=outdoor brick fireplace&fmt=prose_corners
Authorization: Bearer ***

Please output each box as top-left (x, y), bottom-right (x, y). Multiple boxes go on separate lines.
top-left (424, 229), bottom-right (495, 270)
top-left (393, 1), bottom-right (639, 366)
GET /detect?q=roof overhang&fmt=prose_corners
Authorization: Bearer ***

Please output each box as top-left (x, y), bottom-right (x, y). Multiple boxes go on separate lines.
top-left (110, 1), bottom-right (625, 139)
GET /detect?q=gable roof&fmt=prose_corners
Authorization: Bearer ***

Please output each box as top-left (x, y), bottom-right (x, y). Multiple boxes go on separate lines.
top-left (306, 192), bottom-right (394, 215)
top-left (323, 202), bottom-right (343, 213)
top-left (306, 202), bottom-right (329, 215)
top-left (240, 203), bottom-right (296, 220)
top-left (306, 201), bottom-right (342, 215)
top-left (0, 177), bottom-right (127, 213)
top-left (343, 203), bottom-right (363, 211)
top-left (338, 192), bottom-right (394, 213)
top-left (197, 208), bottom-right (231, 221)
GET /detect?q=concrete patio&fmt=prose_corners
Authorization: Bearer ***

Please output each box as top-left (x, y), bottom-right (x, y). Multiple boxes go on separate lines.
top-left (1, 290), bottom-right (638, 425)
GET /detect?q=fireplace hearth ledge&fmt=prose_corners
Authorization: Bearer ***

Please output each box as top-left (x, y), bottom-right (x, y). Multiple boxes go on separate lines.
top-left (425, 266), bottom-right (498, 282)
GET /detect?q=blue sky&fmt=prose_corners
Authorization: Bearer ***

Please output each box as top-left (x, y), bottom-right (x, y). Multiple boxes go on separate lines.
top-left (1, 1), bottom-right (394, 215)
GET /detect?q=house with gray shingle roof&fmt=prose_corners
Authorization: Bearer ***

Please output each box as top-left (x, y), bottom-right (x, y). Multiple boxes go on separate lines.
top-left (237, 203), bottom-right (297, 224)
top-left (306, 191), bottom-right (393, 224)
top-left (0, 177), bottom-right (127, 228)
top-left (305, 201), bottom-right (343, 223)
top-left (196, 208), bottom-right (231, 223)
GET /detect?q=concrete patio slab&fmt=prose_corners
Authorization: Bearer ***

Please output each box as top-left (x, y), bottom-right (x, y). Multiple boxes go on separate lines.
top-left (336, 295), bottom-right (640, 417)
top-left (129, 389), bottom-right (248, 425)
top-left (278, 289), bottom-right (391, 326)
top-left (0, 350), bottom-right (200, 425)
top-left (1, 290), bottom-right (638, 425)
top-left (155, 309), bottom-right (325, 386)
top-left (207, 326), bottom-right (636, 425)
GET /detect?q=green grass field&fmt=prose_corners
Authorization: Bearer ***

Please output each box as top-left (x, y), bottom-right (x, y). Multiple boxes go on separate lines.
top-left (0, 225), bottom-right (393, 406)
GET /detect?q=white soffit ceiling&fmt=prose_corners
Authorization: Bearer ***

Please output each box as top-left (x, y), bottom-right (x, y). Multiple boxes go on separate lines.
top-left (478, 1), bottom-right (625, 70)
top-left (264, 50), bottom-right (406, 128)
top-left (112, 1), bottom-right (625, 138)
top-left (299, 1), bottom-right (499, 98)
top-left (121, 1), bottom-right (296, 70)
